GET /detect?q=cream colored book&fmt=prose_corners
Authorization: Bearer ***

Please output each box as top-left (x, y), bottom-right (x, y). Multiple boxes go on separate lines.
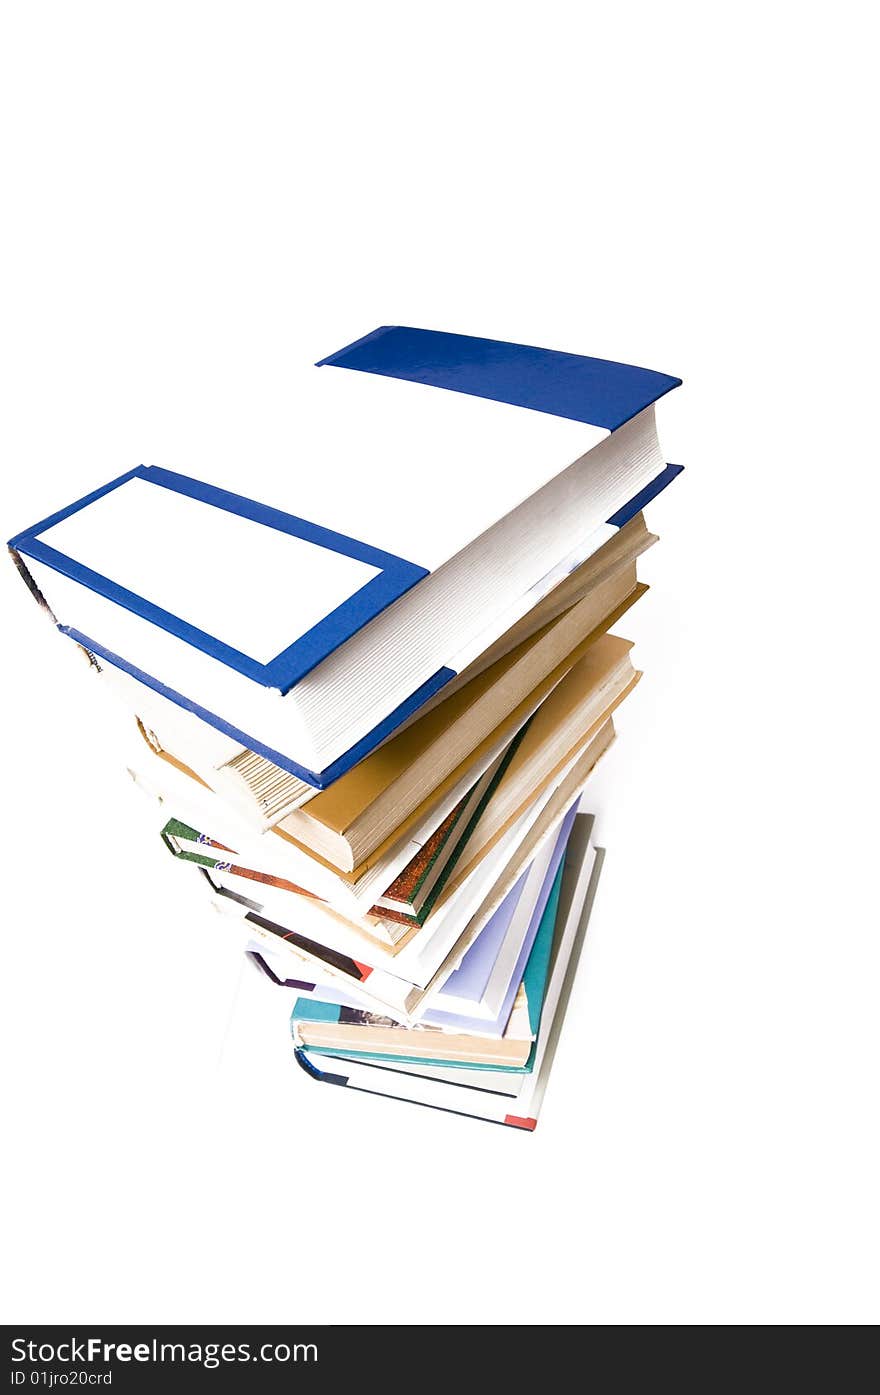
top-left (292, 984), bottom-right (535, 1068)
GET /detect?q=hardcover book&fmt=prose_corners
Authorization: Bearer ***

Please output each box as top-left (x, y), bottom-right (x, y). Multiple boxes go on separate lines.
top-left (9, 327), bottom-right (681, 789)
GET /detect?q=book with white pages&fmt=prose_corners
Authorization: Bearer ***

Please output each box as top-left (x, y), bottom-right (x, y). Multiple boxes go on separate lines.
top-left (9, 326), bottom-right (681, 790)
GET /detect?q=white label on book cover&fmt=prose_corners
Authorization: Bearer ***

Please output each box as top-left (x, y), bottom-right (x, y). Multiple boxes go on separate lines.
top-left (37, 476), bottom-right (381, 665)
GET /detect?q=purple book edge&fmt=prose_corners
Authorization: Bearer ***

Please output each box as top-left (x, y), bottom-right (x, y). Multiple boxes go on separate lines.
top-left (420, 799), bottom-right (579, 1033)
top-left (437, 868), bottom-right (530, 1003)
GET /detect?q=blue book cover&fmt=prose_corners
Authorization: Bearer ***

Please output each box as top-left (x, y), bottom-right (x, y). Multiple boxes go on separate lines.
top-left (9, 327), bottom-right (681, 789)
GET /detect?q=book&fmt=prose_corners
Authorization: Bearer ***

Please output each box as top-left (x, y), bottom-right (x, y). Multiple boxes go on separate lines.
top-left (100, 508), bottom-right (656, 815)
top-left (292, 813), bottom-right (604, 1129)
top-left (9, 326), bottom-right (681, 789)
top-left (292, 985), bottom-right (537, 1068)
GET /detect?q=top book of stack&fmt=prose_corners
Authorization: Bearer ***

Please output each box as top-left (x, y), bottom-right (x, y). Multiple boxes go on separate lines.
top-left (8, 325), bottom-right (682, 791)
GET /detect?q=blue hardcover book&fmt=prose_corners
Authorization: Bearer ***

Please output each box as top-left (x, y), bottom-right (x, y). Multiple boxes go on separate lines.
top-left (9, 327), bottom-right (681, 791)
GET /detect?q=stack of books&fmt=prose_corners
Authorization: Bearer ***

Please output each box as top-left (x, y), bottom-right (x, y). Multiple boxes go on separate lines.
top-left (8, 326), bottom-right (682, 1131)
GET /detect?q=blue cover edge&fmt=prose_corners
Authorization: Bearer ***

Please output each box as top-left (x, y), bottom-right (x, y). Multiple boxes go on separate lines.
top-left (315, 324), bottom-right (394, 366)
top-left (10, 464), bottom-right (428, 695)
top-left (316, 325), bottom-right (681, 431)
top-left (7, 466), bottom-right (147, 548)
top-left (606, 462), bottom-right (684, 527)
top-left (293, 1047), bottom-right (349, 1087)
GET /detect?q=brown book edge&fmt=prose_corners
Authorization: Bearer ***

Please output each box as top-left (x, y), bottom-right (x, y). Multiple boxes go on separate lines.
top-left (435, 672), bottom-right (640, 907)
top-left (373, 799), bottom-right (465, 908)
top-left (135, 717), bottom-right (213, 790)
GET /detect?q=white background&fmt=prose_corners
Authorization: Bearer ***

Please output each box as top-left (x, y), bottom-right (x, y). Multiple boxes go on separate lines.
top-left (1, 1), bottom-right (877, 1326)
